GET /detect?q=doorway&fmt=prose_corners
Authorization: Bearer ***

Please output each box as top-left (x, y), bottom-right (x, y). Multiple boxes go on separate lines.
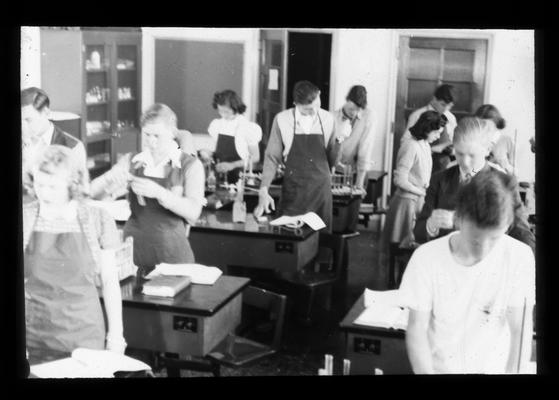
top-left (257, 30), bottom-right (332, 149)
top-left (286, 31), bottom-right (332, 109)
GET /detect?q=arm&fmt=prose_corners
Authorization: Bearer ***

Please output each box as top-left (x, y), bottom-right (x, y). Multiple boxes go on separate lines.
top-left (414, 172), bottom-right (440, 243)
top-left (72, 141), bottom-right (87, 171)
top-left (175, 129), bottom-right (196, 155)
top-left (97, 209), bottom-right (125, 353)
top-left (100, 253), bottom-right (125, 353)
top-left (505, 304), bottom-right (533, 374)
top-left (255, 116), bottom-right (283, 216)
top-left (326, 121), bottom-right (342, 169)
top-left (406, 309), bottom-right (435, 374)
top-left (355, 114), bottom-right (376, 189)
top-left (393, 142), bottom-right (426, 196)
top-left (157, 159), bottom-right (205, 225)
top-left (89, 154), bottom-right (132, 200)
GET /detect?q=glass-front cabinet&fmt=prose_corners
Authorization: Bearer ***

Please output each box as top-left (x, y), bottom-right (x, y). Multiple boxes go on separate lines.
top-left (82, 30), bottom-right (141, 179)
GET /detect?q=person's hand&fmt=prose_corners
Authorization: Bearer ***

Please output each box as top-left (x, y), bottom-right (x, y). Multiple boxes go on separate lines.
top-left (427, 209), bottom-right (455, 231)
top-left (215, 162), bottom-right (234, 173)
top-left (253, 187), bottom-right (275, 218)
top-left (130, 176), bottom-right (166, 200)
top-left (353, 186), bottom-right (367, 198)
top-left (198, 149), bottom-right (212, 162)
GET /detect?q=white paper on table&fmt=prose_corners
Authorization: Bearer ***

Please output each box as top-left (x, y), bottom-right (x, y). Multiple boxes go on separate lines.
top-left (268, 68), bottom-right (279, 90)
top-left (353, 303), bottom-right (408, 330)
top-left (363, 288), bottom-right (404, 308)
top-left (146, 263), bottom-right (223, 285)
top-left (89, 199), bottom-right (131, 221)
top-left (30, 348), bottom-right (151, 378)
top-left (269, 212), bottom-right (326, 231)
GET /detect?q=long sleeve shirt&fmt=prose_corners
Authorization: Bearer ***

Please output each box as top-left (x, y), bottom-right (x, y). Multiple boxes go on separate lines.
top-left (260, 108), bottom-right (337, 188)
top-left (333, 107), bottom-right (376, 172)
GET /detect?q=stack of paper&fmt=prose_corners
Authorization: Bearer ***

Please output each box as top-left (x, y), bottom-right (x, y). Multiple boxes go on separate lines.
top-left (354, 289), bottom-right (409, 330)
top-left (147, 263), bottom-right (223, 285)
top-left (30, 348), bottom-right (151, 378)
top-left (270, 212), bottom-right (326, 231)
top-left (142, 275), bottom-right (191, 297)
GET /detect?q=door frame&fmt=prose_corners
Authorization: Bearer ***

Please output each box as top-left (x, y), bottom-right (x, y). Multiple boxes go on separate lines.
top-left (382, 29), bottom-right (495, 208)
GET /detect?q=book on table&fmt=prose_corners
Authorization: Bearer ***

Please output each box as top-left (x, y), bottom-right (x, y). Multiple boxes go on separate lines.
top-left (146, 263), bottom-right (223, 285)
top-left (141, 274), bottom-right (192, 297)
top-left (353, 289), bottom-right (409, 331)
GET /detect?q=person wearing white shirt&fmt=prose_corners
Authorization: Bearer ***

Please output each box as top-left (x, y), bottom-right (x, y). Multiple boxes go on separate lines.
top-left (197, 90), bottom-right (262, 183)
top-left (254, 80), bottom-right (343, 232)
top-left (333, 85), bottom-right (376, 191)
top-left (399, 170), bottom-right (535, 374)
top-left (21, 87), bottom-right (87, 202)
top-left (400, 84), bottom-right (458, 173)
top-left (90, 104), bottom-right (205, 274)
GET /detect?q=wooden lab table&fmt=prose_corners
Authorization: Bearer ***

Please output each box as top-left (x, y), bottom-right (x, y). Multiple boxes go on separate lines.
top-left (105, 275), bottom-right (250, 358)
top-left (339, 294), bottom-right (412, 375)
top-left (190, 209), bottom-right (319, 279)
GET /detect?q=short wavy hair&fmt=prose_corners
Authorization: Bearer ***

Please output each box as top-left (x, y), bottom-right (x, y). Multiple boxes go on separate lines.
top-left (409, 110), bottom-right (448, 140)
top-left (455, 169), bottom-right (516, 229)
top-left (140, 103), bottom-right (178, 128)
top-left (293, 80), bottom-right (320, 105)
top-left (212, 90), bottom-right (247, 114)
top-left (346, 85), bottom-right (367, 109)
top-left (21, 87), bottom-right (50, 111)
top-left (434, 84), bottom-right (456, 104)
top-left (474, 104), bottom-right (506, 130)
top-left (24, 145), bottom-right (89, 201)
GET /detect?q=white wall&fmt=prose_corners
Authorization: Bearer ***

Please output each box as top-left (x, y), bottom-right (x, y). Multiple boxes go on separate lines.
top-left (485, 30), bottom-right (535, 183)
top-left (21, 26), bottom-right (41, 89)
top-left (141, 27), bottom-right (260, 129)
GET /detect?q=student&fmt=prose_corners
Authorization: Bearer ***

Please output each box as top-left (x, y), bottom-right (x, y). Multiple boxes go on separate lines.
top-left (474, 104), bottom-right (515, 175)
top-left (23, 145), bottom-right (125, 356)
top-left (254, 80), bottom-right (344, 232)
top-left (401, 84), bottom-right (458, 172)
top-left (400, 170), bottom-right (535, 374)
top-left (21, 87), bottom-right (87, 202)
top-left (414, 117), bottom-right (535, 254)
top-left (382, 111), bottom-right (448, 247)
top-left (333, 85), bottom-right (376, 190)
top-left (198, 90), bottom-right (262, 183)
top-left (90, 103), bottom-right (206, 275)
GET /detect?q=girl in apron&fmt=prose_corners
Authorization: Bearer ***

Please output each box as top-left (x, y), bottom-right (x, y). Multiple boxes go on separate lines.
top-left (201, 90), bottom-right (262, 185)
top-left (90, 103), bottom-right (206, 277)
top-left (23, 145), bottom-right (125, 359)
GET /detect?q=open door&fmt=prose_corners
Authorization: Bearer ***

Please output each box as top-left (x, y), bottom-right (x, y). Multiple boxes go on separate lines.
top-left (257, 29), bottom-right (287, 152)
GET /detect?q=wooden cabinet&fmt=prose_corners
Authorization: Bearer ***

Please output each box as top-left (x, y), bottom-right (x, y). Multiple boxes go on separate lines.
top-left (40, 28), bottom-right (142, 179)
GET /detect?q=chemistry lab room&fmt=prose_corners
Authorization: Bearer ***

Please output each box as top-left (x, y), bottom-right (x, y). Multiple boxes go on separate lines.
top-left (21, 27), bottom-right (538, 377)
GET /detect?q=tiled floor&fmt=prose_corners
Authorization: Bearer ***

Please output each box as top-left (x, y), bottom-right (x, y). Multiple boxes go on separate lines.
top-left (145, 218), bottom-right (388, 377)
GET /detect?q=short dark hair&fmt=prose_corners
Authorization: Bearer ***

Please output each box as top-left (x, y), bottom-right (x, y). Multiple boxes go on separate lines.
top-left (409, 110), bottom-right (448, 140)
top-left (455, 169), bottom-right (516, 229)
top-left (346, 85), bottom-right (367, 109)
top-left (21, 87), bottom-right (50, 111)
top-left (293, 81), bottom-right (320, 105)
top-left (474, 104), bottom-right (506, 130)
top-left (434, 84), bottom-right (455, 104)
top-left (212, 90), bottom-right (247, 114)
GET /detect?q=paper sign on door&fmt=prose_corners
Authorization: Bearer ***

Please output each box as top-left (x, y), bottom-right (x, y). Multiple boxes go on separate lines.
top-left (268, 68), bottom-right (279, 91)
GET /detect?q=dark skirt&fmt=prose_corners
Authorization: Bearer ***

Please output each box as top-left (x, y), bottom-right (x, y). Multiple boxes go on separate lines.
top-left (382, 190), bottom-right (424, 246)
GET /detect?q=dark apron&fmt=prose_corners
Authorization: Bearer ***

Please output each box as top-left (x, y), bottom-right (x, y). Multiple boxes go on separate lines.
top-left (214, 134), bottom-right (243, 183)
top-left (24, 230), bottom-right (105, 354)
top-left (123, 161), bottom-right (195, 275)
top-left (279, 109), bottom-right (332, 232)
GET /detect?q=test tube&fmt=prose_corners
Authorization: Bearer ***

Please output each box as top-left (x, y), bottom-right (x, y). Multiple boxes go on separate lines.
top-left (325, 354), bottom-right (333, 375)
top-left (374, 368), bottom-right (384, 375)
top-left (343, 359), bottom-right (351, 376)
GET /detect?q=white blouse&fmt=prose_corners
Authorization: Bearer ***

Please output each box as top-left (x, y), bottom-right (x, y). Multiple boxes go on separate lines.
top-left (207, 114), bottom-right (262, 160)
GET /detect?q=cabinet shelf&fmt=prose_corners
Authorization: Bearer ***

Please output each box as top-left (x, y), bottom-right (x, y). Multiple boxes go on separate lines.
top-left (86, 100), bottom-right (109, 106)
top-left (86, 68), bottom-right (110, 73)
top-left (86, 132), bottom-right (112, 143)
top-left (118, 98), bottom-right (136, 103)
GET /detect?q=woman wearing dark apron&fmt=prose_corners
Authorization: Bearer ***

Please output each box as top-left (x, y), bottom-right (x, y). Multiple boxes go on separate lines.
top-left (200, 90), bottom-right (262, 185)
top-left (23, 145), bottom-right (125, 361)
top-left (90, 103), bottom-right (206, 276)
top-left (255, 80), bottom-right (343, 233)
